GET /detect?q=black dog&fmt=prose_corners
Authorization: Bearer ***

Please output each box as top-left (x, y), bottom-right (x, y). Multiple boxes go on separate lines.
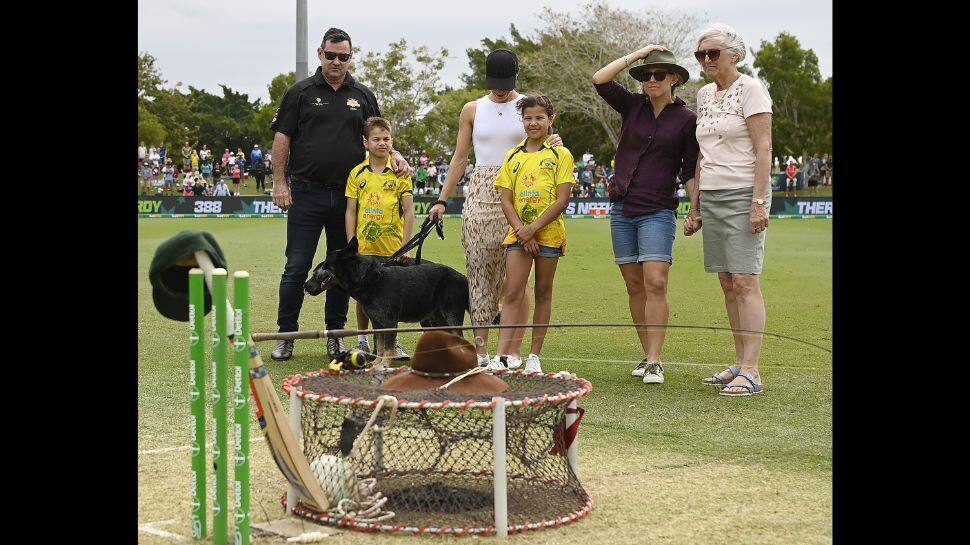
top-left (305, 237), bottom-right (470, 364)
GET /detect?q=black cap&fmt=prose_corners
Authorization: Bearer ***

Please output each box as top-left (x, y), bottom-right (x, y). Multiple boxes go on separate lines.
top-left (485, 49), bottom-right (518, 90)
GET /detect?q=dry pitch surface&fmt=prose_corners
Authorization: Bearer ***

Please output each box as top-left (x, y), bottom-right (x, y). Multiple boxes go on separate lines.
top-left (138, 218), bottom-right (832, 544)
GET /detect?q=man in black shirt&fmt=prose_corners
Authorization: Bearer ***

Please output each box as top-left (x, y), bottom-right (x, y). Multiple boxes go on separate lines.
top-left (270, 27), bottom-right (410, 360)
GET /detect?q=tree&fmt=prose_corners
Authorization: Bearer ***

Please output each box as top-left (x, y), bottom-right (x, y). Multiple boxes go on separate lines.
top-left (138, 103), bottom-right (167, 145)
top-left (354, 39), bottom-right (449, 154)
top-left (752, 32), bottom-right (832, 155)
top-left (139, 51), bottom-right (277, 155)
top-left (519, 3), bottom-right (704, 149)
top-left (184, 84), bottom-right (264, 152)
top-left (267, 72), bottom-right (296, 105)
top-left (138, 52), bottom-right (166, 102)
top-left (145, 87), bottom-right (195, 150)
top-left (419, 87), bottom-right (488, 160)
top-left (254, 103), bottom-right (277, 147)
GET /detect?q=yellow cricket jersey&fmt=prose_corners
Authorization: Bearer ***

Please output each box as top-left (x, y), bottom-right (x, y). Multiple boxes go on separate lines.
top-left (344, 157), bottom-right (413, 257)
top-left (494, 139), bottom-right (575, 253)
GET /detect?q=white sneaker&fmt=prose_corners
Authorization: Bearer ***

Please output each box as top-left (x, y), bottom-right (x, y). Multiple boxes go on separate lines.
top-left (392, 342), bottom-right (410, 361)
top-left (487, 354), bottom-right (522, 370)
top-left (524, 354), bottom-right (542, 373)
top-left (477, 353), bottom-right (491, 367)
top-left (502, 354), bottom-right (522, 369)
top-left (642, 362), bottom-right (665, 384)
top-left (631, 358), bottom-right (650, 377)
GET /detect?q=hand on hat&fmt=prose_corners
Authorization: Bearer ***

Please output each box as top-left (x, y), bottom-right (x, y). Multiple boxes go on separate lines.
top-left (632, 44), bottom-right (668, 61)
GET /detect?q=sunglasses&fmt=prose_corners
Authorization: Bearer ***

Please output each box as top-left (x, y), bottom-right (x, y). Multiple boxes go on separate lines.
top-left (639, 70), bottom-right (670, 82)
top-left (323, 51), bottom-right (351, 62)
top-left (694, 49), bottom-right (722, 62)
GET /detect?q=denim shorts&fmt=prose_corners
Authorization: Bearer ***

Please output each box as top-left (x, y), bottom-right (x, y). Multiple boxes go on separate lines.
top-left (507, 242), bottom-right (563, 258)
top-left (609, 202), bottom-right (676, 265)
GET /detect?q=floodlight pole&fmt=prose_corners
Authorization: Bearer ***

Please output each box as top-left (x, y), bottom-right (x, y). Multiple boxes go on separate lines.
top-left (296, 0), bottom-right (308, 79)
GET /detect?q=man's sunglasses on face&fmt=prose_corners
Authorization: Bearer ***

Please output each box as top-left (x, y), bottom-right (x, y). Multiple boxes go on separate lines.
top-left (323, 51), bottom-right (351, 62)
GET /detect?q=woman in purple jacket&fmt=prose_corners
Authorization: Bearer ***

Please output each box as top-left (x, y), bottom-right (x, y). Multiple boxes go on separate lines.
top-left (593, 45), bottom-right (699, 386)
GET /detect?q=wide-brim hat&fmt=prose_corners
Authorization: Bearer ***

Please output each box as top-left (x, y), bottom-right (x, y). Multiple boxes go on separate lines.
top-left (484, 48), bottom-right (518, 90)
top-left (629, 50), bottom-right (690, 87)
top-left (149, 231), bottom-right (228, 321)
top-left (379, 331), bottom-right (509, 394)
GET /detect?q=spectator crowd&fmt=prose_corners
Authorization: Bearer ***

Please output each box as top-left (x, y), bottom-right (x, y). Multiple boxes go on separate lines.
top-left (776, 153), bottom-right (833, 197)
top-left (138, 140), bottom-right (830, 200)
top-left (137, 141), bottom-right (273, 196)
top-left (402, 149), bottom-right (616, 200)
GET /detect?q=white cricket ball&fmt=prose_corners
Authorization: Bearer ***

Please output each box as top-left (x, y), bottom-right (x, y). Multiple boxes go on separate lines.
top-left (309, 455), bottom-right (358, 503)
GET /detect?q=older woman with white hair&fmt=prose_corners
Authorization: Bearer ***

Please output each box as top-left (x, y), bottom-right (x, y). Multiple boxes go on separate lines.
top-left (683, 23), bottom-right (773, 397)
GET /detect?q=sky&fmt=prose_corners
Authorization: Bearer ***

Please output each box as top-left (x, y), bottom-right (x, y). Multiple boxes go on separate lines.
top-left (138, 0), bottom-right (831, 104)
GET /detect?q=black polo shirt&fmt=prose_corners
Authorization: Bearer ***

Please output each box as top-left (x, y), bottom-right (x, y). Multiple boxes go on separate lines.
top-left (271, 67), bottom-right (381, 184)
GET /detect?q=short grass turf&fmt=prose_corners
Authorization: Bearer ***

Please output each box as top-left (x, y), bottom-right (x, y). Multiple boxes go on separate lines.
top-left (138, 217), bottom-right (832, 544)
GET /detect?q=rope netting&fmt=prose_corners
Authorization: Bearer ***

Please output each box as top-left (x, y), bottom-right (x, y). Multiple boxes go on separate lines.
top-left (280, 368), bottom-right (593, 535)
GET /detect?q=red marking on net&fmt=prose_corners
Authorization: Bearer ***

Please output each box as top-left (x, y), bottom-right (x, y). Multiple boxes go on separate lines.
top-left (550, 406), bottom-right (585, 456)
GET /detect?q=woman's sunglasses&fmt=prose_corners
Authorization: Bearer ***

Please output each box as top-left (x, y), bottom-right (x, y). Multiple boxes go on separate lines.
top-left (640, 70), bottom-right (670, 82)
top-left (694, 49), bottom-right (721, 62)
top-left (323, 51), bottom-right (351, 62)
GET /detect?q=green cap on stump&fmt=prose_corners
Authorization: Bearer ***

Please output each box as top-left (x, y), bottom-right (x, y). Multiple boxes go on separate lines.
top-left (149, 231), bottom-right (228, 321)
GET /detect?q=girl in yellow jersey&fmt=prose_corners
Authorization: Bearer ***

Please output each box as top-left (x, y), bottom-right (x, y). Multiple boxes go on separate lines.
top-left (490, 95), bottom-right (575, 373)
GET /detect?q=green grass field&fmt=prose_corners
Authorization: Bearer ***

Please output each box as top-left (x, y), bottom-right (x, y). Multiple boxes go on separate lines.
top-left (138, 217), bottom-right (831, 544)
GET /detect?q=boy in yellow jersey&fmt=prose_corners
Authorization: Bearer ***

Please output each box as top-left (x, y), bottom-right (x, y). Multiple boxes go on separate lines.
top-left (491, 95), bottom-right (575, 373)
top-left (344, 117), bottom-right (415, 359)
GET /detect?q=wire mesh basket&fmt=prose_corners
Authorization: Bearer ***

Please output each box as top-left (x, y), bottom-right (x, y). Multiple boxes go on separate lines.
top-left (280, 366), bottom-right (592, 536)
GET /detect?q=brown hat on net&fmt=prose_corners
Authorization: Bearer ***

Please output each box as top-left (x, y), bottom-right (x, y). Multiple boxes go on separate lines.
top-left (379, 331), bottom-right (509, 394)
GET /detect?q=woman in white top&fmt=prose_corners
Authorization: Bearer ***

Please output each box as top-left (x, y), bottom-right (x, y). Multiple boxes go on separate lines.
top-left (428, 49), bottom-right (561, 367)
top-left (684, 23), bottom-right (773, 397)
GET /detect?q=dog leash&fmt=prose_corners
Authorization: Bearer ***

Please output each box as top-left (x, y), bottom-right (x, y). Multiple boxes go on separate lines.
top-left (384, 216), bottom-right (445, 266)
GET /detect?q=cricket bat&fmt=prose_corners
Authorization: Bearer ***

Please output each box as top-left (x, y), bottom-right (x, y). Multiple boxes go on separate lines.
top-left (247, 338), bottom-right (331, 511)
